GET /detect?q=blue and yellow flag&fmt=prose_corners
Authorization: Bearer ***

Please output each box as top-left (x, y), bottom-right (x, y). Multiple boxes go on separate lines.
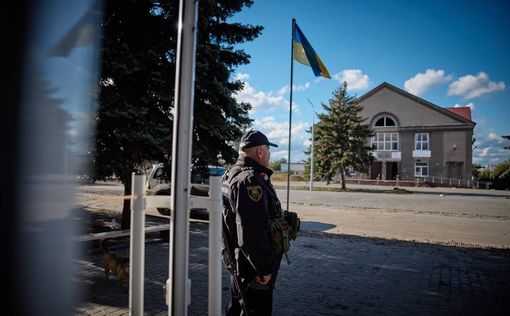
top-left (293, 22), bottom-right (331, 79)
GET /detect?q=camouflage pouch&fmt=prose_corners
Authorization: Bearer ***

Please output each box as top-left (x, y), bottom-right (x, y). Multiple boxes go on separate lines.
top-left (270, 216), bottom-right (290, 255)
top-left (284, 210), bottom-right (301, 240)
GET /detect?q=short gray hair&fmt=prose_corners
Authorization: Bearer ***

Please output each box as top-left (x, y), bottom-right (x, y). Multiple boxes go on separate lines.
top-left (238, 145), bottom-right (261, 158)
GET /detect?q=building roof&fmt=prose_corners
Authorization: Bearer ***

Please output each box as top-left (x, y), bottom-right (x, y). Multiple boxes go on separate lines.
top-left (445, 107), bottom-right (472, 121)
top-left (358, 82), bottom-right (476, 126)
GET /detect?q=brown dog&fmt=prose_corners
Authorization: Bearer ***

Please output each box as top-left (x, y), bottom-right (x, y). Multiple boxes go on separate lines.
top-left (100, 239), bottom-right (130, 288)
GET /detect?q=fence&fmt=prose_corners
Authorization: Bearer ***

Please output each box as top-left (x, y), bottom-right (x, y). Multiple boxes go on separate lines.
top-left (344, 176), bottom-right (493, 189)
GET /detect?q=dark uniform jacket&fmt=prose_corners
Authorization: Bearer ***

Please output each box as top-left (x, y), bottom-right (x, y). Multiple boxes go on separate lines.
top-left (223, 156), bottom-right (283, 287)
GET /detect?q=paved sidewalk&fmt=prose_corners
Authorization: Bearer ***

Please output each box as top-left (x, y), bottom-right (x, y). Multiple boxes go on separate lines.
top-left (74, 220), bottom-right (510, 315)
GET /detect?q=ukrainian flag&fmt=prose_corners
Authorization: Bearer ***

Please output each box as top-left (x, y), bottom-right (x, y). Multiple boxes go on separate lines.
top-left (293, 22), bottom-right (331, 79)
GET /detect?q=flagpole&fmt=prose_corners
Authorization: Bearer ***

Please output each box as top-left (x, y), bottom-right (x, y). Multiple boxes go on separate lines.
top-left (286, 18), bottom-right (295, 212)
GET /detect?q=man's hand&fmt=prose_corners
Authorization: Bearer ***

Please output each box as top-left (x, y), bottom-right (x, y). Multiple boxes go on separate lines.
top-left (255, 274), bottom-right (271, 285)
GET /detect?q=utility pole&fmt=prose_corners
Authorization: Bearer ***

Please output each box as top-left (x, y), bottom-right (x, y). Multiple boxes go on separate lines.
top-left (307, 99), bottom-right (315, 191)
top-left (489, 157), bottom-right (493, 180)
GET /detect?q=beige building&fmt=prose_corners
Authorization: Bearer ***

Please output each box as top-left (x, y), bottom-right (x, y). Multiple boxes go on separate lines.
top-left (358, 82), bottom-right (475, 181)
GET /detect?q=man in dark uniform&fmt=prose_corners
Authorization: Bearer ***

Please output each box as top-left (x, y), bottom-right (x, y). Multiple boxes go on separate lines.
top-left (223, 130), bottom-right (283, 316)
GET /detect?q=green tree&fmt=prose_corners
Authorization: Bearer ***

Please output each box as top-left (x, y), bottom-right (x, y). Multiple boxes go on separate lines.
top-left (269, 158), bottom-right (286, 171)
top-left (503, 135), bottom-right (510, 150)
top-left (493, 159), bottom-right (510, 190)
top-left (313, 82), bottom-right (374, 189)
top-left (93, 0), bottom-right (262, 228)
top-left (472, 163), bottom-right (482, 179)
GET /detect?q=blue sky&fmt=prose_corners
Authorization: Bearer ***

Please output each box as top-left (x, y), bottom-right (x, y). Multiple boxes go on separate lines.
top-left (230, 0), bottom-right (510, 167)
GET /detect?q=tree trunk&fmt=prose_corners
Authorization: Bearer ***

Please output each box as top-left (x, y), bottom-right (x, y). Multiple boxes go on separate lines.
top-left (340, 167), bottom-right (346, 190)
top-left (121, 179), bottom-right (132, 229)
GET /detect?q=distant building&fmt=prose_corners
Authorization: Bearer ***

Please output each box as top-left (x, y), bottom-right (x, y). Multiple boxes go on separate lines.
top-left (281, 163), bottom-right (306, 174)
top-left (358, 82), bottom-right (476, 181)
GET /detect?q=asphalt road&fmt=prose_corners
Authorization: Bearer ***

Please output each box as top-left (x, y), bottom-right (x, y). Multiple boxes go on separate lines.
top-left (76, 181), bottom-right (510, 248)
top-left (275, 187), bottom-right (510, 220)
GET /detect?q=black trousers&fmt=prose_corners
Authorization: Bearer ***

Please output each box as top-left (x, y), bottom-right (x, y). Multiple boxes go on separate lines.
top-left (226, 276), bottom-right (274, 316)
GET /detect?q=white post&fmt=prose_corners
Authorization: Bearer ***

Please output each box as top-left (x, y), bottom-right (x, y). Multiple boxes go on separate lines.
top-left (208, 168), bottom-right (224, 316)
top-left (168, 0), bottom-right (199, 315)
top-left (307, 99), bottom-right (315, 191)
top-left (130, 173), bottom-right (146, 316)
top-left (310, 120), bottom-right (315, 191)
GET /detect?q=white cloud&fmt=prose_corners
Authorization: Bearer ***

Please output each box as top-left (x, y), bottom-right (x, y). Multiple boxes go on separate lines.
top-left (277, 86), bottom-right (288, 96)
top-left (251, 116), bottom-right (311, 162)
top-left (233, 73), bottom-right (305, 114)
top-left (448, 72), bottom-right (505, 99)
top-left (234, 80), bottom-right (289, 113)
top-left (453, 102), bottom-right (475, 110)
top-left (252, 117), bottom-right (308, 140)
top-left (488, 132), bottom-right (499, 141)
top-left (404, 69), bottom-right (452, 96)
top-left (472, 129), bottom-right (510, 166)
top-left (259, 119), bottom-right (289, 139)
top-left (235, 72), bottom-right (250, 82)
top-left (277, 82), bottom-right (311, 95)
top-left (333, 69), bottom-right (370, 91)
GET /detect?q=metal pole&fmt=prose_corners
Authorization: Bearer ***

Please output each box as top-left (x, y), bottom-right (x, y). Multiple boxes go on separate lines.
top-left (208, 168), bottom-right (224, 316)
top-left (130, 173), bottom-right (146, 316)
top-left (307, 99), bottom-right (315, 191)
top-left (168, 0), bottom-right (198, 315)
top-left (287, 18), bottom-right (296, 212)
top-left (489, 158), bottom-right (492, 181)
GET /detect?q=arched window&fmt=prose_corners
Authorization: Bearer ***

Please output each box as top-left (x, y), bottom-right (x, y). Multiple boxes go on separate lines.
top-left (375, 116), bottom-right (396, 127)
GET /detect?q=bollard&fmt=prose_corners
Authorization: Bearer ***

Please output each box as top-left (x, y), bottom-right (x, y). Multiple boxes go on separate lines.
top-left (208, 167), bottom-right (224, 316)
top-left (130, 172), bottom-right (146, 316)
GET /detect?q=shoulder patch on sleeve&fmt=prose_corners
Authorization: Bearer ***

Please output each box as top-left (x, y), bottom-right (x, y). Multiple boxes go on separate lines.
top-left (247, 186), bottom-right (262, 202)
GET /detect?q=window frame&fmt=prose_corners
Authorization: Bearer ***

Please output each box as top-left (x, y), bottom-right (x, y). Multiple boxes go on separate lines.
top-left (371, 132), bottom-right (399, 152)
top-left (415, 162), bottom-right (429, 177)
top-left (415, 133), bottom-right (429, 151)
top-left (374, 116), bottom-right (396, 127)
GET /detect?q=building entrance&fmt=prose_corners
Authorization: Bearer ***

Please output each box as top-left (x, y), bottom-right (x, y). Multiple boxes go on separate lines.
top-left (370, 162), bottom-right (382, 179)
top-left (386, 161), bottom-right (398, 180)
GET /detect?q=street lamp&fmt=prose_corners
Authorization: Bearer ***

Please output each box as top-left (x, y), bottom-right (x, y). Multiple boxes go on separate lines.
top-left (307, 99), bottom-right (315, 191)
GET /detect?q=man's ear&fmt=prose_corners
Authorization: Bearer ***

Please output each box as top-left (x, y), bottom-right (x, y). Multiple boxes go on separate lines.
top-left (258, 146), bottom-right (265, 158)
